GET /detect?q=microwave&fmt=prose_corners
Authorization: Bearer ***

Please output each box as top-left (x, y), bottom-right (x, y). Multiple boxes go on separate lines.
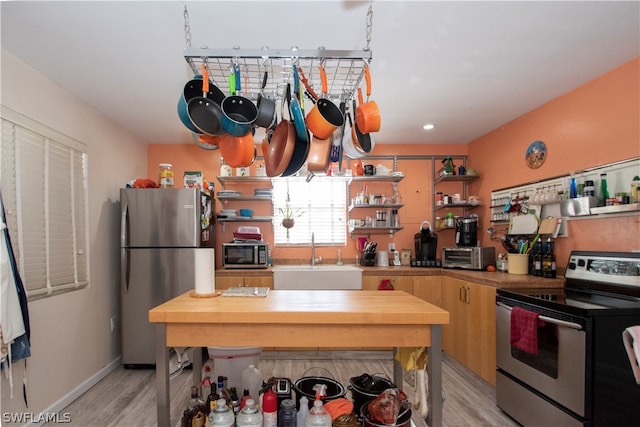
top-left (442, 246), bottom-right (495, 270)
top-left (222, 242), bottom-right (269, 269)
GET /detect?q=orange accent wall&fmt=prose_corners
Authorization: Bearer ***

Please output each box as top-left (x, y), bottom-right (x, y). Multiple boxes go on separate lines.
top-left (149, 57), bottom-right (639, 269)
top-left (468, 57), bottom-right (640, 265)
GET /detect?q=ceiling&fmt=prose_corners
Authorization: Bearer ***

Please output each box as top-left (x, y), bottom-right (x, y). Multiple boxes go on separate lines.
top-left (2, 1), bottom-right (639, 146)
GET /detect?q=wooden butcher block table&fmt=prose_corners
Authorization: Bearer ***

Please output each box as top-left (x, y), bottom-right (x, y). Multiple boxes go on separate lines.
top-left (149, 290), bottom-right (449, 427)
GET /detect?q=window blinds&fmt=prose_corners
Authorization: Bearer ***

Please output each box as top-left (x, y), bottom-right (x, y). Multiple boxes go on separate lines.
top-left (1, 108), bottom-right (89, 299)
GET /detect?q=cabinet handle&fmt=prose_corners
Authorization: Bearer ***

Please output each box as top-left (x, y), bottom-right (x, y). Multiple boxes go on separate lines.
top-left (459, 286), bottom-right (464, 302)
top-left (465, 286), bottom-right (470, 304)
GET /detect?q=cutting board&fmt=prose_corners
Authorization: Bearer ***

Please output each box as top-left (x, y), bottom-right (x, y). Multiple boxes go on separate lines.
top-left (509, 214), bottom-right (539, 234)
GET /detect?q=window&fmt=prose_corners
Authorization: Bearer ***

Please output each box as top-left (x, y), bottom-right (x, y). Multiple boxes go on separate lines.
top-left (272, 177), bottom-right (348, 245)
top-left (1, 107), bottom-right (90, 300)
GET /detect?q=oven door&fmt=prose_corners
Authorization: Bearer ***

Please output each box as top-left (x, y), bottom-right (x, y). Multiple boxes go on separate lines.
top-left (496, 302), bottom-right (587, 417)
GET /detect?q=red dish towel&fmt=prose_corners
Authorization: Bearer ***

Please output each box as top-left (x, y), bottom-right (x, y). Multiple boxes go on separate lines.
top-left (510, 306), bottom-right (540, 355)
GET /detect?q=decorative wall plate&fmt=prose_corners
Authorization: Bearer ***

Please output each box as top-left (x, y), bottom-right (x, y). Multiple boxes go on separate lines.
top-left (525, 140), bottom-right (547, 169)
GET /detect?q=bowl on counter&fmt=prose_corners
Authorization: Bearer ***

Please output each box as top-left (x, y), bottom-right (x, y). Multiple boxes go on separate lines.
top-left (239, 208), bottom-right (253, 217)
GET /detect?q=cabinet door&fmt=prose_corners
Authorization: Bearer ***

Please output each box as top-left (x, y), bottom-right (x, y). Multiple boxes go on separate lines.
top-left (441, 277), bottom-right (468, 363)
top-left (412, 276), bottom-right (442, 307)
top-left (465, 281), bottom-right (496, 385)
top-left (216, 275), bottom-right (244, 290)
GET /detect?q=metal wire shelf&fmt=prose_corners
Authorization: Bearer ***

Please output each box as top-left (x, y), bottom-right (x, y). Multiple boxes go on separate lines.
top-left (184, 47), bottom-right (372, 103)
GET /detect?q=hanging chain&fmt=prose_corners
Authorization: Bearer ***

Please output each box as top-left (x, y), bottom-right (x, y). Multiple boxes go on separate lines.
top-left (183, 4), bottom-right (192, 49)
top-left (364, 3), bottom-right (373, 51)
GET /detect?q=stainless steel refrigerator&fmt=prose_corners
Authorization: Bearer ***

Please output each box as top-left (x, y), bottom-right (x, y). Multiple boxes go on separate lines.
top-left (120, 188), bottom-right (214, 366)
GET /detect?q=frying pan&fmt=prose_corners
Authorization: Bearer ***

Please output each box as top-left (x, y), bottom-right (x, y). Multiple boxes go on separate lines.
top-left (187, 64), bottom-right (225, 136)
top-left (282, 127), bottom-right (310, 176)
top-left (178, 74), bottom-right (225, 133)
top-left (330, 101), bottom-right (347, 163)
top-left (305, 63), bottom-right (344, 139)
top-left (191, 132), bottom-right (222, 150)
top-left (289, 65), bottom-right (309, 144)
top-left (355, 65), bottom-right (381, 133)
top-left (342, 112), bottom-right (367, 160)
top-left (263, 84), bottom-right (296, 177)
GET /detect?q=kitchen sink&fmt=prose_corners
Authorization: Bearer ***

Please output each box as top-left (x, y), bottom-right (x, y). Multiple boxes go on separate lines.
top-left (272, 264), bottom-right (363, 290)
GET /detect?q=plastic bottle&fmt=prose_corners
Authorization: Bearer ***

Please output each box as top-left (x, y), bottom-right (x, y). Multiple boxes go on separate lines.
top-left (278, 399), bottom-right (297, 427)
top-left (262, 388), bottom-right (278, 427)
top-left (598, 173), bottom-right (610, 206)
top-left (569, 174), bottom-right (578, 199)
top-left (631, 176), bottom-right (640, 203)
top-left (158, 163), bottom-right (174, 188)
top-left (305, 399), bottom-right (331, 427)
top-left (208, 398), bottom-right (235, 427)
top-left (241, 364), bottom-right (263, 404)
top-left (237, 398), bottom-right (263, 427)
top-left (296, 396), bottom-right (309, 427)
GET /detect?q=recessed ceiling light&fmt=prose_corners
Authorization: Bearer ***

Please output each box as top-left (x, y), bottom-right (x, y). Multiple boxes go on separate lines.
top-left (423, 124), bottom-right (435, 130)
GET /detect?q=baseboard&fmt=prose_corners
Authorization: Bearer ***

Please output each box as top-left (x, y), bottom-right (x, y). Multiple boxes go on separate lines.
top-left (26, 357), bottom-right (121, 427)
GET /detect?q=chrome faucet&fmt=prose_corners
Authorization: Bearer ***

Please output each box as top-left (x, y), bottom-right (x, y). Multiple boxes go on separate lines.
top-left (311, 232), bottom-right (322, 266)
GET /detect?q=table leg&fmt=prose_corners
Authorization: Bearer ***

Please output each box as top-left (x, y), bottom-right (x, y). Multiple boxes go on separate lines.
top-left (192, 347), bottom-right (203, 388)
top-left (427, 325), bottom-right (443, 427)
top-left (392, 347), bottom-right (403, 392)
top-left (156, 324), bottom-right (170, 427)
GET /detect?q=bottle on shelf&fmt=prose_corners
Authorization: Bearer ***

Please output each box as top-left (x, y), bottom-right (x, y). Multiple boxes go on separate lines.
top-left (236, 398), bottom-right (262, 427)
top-left (262, 387), bottom-right (278, 427)
top-left (220, 157), bottom-right (232, 177)
top-left (631, 176), bottom-right (640, 203)
top-left (569, 174), bottom-right (578, 199)
top-left (598, 173), bottom-right (610, 206)
top-left (229, 387), bottom-right (241, 417)
top-left (208, 398), bottom-right (235, 427)
top-left (205, 383), bottom-right (220, 416)
top-left (305, 399), bottom-right (331, 427)
top-left (278, 398), bottom-right (297, 427)
top-left (297, 396), bottom-right (310, 427)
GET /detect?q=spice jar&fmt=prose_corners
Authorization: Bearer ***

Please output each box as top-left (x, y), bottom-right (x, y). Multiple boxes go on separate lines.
top-left (158, 163), bottom-right (174, 188)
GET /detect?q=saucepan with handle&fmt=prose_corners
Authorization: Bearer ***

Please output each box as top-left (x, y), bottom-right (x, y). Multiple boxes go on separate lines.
top-left (305, 62), bottom-right (344, 139)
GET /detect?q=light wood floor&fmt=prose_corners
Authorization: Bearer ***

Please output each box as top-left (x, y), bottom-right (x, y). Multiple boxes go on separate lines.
top-left (44, 351), bottom-right (518, 427)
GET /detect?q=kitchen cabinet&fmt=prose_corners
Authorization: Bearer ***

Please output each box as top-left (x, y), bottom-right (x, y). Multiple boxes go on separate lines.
top-left (433, 175), bottom-right (480, 232)
top-left (348, 175), bottom-right (405, 237)
top-left (216, 176), bottom-right (273, 229)
top-left (362, 274), bottom-right (413, 292)
top-left (441, 276), bottom-right (496, 385)
top-left (412, 276), bottom-right (443, 308)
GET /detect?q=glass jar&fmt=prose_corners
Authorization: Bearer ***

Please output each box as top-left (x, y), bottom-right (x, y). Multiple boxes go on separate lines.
top-left (445, 212), bottom-right (455, 228)
top-left (158, 163), bottom-right (174, 188)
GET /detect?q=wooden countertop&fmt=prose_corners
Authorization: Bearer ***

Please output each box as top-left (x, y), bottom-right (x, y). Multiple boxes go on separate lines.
top-left (215, 265), bottom-right (565, 289)
top-left (149, 290), bottom-right (449, 325)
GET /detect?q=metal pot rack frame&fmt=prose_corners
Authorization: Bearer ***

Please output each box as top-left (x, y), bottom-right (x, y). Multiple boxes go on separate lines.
top-left (184, 47), bottom-right (372, 105)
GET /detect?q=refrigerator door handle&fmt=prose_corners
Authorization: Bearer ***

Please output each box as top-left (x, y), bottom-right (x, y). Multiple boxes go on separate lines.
top-left (121, 248), bottom-right (130, 292)
top-left (121, 204), bottom-right (129, 248)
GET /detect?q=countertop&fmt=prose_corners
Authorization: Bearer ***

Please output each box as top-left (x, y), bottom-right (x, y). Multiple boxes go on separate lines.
top-left (216, 265), bottom-right (565, 289)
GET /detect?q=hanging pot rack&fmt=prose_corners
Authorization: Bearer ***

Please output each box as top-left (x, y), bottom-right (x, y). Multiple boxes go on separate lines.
top-left (182, 4), bottom-right (374, 105)
top-left (184, 48), bottom-right (371, 104)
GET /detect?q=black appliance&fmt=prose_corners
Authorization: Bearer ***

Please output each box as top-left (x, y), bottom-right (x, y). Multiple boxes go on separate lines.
top-left (496, 251), bottom-right (640, 427)
top-left (414, 221), bottom-right (438, 263)
top-left (455, 216), bottom-right (477, 247)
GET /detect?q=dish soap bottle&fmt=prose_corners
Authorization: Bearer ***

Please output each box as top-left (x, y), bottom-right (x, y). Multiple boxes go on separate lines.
top-left (598, 173), bottom-right (610, 206)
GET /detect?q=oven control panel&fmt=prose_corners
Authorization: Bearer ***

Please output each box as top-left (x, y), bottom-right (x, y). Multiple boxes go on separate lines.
top-left (566, 251), bottom-right (640, 288)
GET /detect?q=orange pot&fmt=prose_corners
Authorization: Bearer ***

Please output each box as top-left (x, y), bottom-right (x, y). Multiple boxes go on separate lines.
top-left (219, 133), bottom-right (255, 168)
top-left (355, 65), bottom-right (381, 133)
top-left (305, 64), bottom-right (344, 139)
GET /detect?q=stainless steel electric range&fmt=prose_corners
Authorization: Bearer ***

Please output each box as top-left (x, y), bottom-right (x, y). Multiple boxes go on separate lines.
top-left (496, 251), bottom-right (640, 427)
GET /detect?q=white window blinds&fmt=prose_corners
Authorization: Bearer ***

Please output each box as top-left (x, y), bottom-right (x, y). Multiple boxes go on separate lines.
top-left (272, 177), bottom-right (347, 246)
top-left (1, 108), bottom-right (89, 300)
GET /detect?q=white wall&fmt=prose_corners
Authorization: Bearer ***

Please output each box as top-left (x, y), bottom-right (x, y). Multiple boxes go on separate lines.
top-left (1, 49), bottom-right (147, 418)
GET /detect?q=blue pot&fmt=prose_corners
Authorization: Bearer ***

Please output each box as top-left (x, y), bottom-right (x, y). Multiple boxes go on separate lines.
top-left (221, 95), bottom-right (258, 136)
top-left (177, 75), bottom-right (225, 133)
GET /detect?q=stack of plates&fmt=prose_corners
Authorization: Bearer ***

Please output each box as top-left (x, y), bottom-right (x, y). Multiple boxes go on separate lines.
top-left (254, 188), bottom-right (273, 197)
top-left (218, 190), bottom-right (241, 198)
top-left (220, 209), bottom-right (237, 217)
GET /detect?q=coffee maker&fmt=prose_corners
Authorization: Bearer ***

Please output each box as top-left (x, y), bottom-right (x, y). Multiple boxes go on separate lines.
top-left (414, 221), bottom-right (438, 262)
top-left (455, 217), bottom-right (478, 247)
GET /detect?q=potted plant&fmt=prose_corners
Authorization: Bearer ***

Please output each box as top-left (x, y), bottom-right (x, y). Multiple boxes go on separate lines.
top-left (279, 206), bottom-right (303, 230)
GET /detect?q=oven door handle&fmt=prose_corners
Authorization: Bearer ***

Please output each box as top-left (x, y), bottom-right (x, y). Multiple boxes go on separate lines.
top-left (496, 302), bottom-right (583, 330)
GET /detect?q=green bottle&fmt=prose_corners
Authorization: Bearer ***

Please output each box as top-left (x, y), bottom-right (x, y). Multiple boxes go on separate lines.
top-left (598, 173), bottom-right (609, 207)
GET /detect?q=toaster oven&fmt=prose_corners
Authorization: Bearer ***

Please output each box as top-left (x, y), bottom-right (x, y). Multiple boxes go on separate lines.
top-left (442, 246), bottom-right (495, 270)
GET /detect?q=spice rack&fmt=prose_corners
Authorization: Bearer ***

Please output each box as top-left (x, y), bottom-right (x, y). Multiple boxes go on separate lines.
top-left (184, 47), bottom-right (372, 102)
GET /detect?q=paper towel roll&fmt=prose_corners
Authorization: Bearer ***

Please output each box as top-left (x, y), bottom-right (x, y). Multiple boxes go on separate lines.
top-left (194, 248), bottom-right (215, 295)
